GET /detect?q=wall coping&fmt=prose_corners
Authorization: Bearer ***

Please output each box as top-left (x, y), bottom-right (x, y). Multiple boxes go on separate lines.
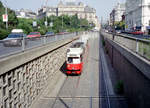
top-left (103, 34), bottom-right (150, 80)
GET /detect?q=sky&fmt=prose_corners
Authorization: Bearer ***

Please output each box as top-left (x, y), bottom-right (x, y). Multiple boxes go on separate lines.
top-left (1, 0), bottom-right (125, 22)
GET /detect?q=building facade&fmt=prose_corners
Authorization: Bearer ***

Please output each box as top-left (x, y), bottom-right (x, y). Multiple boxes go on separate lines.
top-left (15, 9), bottom-right (37, 19)
top-left (109, 3), bottom-right (125, 26)
top-left (37, 1), bottom-right (100, 29)
top-left (125, 0), bottom-right (150, 33)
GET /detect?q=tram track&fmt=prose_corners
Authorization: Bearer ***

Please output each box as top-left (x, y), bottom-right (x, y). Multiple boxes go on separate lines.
top-left (50, 33), bottom-right (92, 108)
top-left (31, 32), bottom-right (101, 108)
top-left (51, 75), bottom-right (81, 108)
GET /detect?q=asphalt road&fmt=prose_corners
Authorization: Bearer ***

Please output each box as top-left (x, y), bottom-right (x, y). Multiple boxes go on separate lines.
top-left (31, 32), bottom-right (128, 108)
top-left (0, 33), bottom-right (74, 58)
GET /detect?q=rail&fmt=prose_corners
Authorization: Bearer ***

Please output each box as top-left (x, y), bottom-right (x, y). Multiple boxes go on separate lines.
top-left (101, 30), bottom-right (150, 60)
top-left (0, 31), bottom-right (85, 58)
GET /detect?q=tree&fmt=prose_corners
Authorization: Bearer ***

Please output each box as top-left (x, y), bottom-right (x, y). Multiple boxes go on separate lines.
top-left (0, 1), bottom-right (18, 39)
top-left (0, 1), bottom-right (94, 39)
top-left (17, 18), bottom-right (33, 34)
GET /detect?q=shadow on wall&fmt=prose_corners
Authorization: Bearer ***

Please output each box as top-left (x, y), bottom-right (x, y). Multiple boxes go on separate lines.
top-left (103, 37), bottom-right (150, 108)
top-left (59, 62), bottom-right (67, 75)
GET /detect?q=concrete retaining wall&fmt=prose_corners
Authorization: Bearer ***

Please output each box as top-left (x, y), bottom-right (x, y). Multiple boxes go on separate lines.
top-left (0, 37), bottom-right (78, 108)
top-left (101, 33), bottom-right (150, 108)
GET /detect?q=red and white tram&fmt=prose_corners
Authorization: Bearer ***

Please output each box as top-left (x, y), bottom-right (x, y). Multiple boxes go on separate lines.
top-left (66, 42), bottom-right (84, 75)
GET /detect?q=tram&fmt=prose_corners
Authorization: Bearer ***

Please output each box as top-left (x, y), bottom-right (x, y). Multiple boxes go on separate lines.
top-left (66, 42), bottom-right (85, 75)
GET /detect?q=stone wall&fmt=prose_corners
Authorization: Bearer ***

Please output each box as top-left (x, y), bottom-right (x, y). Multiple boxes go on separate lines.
top-left (0, 38), bottom-right (75, 108)
top-left (101, 33), bottom-right (150, 108)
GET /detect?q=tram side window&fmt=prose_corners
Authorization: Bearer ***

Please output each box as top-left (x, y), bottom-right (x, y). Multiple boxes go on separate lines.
top-left (80, 55), bottom-right (83, 61)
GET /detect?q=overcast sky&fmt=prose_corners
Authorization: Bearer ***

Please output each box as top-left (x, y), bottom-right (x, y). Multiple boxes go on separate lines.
top-left (1, 0), bottom-right (125, 22)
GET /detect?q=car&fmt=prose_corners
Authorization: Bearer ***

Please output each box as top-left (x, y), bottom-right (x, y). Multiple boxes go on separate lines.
top-left (27, 32), bottom-right (41, 39)
top-left (116, 30), bottom-right (122, 34)
top-left (57, 32), bottom-right (65, 35)
top-left (11, 29), bottom-right (23, 33)
top-left (3, 33), bottom-right (27, 47)
top-left (45, 32), bottom-right (54, 36)
top-left (130, 30), bottom-right (144, 35)
top-left (57, 30), bottom-right (69, 35)
top-left (105, 29), bottom-right (109, 33)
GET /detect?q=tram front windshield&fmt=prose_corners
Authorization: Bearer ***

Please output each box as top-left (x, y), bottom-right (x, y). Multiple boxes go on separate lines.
top-left (68, 57), bottom-right (80, 64)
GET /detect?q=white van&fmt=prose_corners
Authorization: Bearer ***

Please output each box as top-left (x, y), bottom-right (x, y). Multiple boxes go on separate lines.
top-left (11, 29), bottom-right (23, 33)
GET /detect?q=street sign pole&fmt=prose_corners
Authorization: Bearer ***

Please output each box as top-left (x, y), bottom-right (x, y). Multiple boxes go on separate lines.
top-left (112, 9), bottom-right (115, 40)
top-left (5, 7), bottom-right (8, 29)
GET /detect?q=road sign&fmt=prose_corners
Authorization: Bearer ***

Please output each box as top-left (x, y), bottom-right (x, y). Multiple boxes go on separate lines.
top-left (45, 21), bottom-right (48, 26)
top-left (50, 22), bottom-right (53, 27)
top-left (33, 21), bottom-right (37, 27)
top-left (2, 14), bottom-right (8, 22)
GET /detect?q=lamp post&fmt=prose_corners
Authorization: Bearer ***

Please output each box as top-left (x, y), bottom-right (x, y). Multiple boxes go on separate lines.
top-left (112, 9), bottom-right (116, 40)
top-left (45, 7), bottom-right (48, 27)
top-left (45, 0), bottom-right (49, 28)
top-left (5, 7), bottom-right (8, 29)
top-left (3, 0), bottom-right (8, 29)
top-left (62, 15), bottom-right (63, 30)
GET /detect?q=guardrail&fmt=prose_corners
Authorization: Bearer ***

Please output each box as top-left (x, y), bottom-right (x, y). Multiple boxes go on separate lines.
top-left (0, 32), bottom-right (84, 58)
top-left (101, 30), bottom-right (150, 60)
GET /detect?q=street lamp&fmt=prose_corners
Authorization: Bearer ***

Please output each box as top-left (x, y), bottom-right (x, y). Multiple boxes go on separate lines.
top-left (5, 6), bottom-right (8, 29)
top-left (62, 15), bottom-right (63, 30)
top-left (45, 0), bottom-right (49, 27)
top-left (3, 0), bottom-right (8, 29)
top-left (112, 9), bottom-right (116, 40)
top-left (45, 7), bottom-right (48, 27)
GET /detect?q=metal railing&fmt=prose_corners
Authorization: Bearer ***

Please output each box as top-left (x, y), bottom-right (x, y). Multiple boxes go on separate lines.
top-left (101, 30), bottom-right (150, 60)
top-left (0, 32), bottom-right (84, 58)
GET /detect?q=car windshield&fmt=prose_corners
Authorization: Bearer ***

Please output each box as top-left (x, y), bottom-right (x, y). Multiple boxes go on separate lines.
top-left (8, 33), bottom-right (23, 38)
top-left (29, 32), bottom-right (39, 35)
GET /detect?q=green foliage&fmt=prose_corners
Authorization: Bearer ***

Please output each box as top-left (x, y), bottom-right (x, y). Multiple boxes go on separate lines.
top-left (0, 1), bottom-right (18, 39)
top-left (17, 18), bottom-right (33, 34)
top-left (115, 80), bottom-right (124, 94)
top-left (0, 1), bottom-right (93, 39)
top-left (0, 29), bottom-right (9, 39)
top-left (102, 39), bottom-right (105, 46)
top-left (44, 15), bottom-right (92, 33)
top-left (115, 21), bottom-right (125, 30)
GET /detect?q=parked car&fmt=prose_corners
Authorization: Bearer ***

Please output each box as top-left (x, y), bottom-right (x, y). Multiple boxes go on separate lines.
top-left (57, 30), bottom-right (69, 35)
top-left (27, 32), bottom-right (41, 39)
top-left (3, 33), bottom-right (27, 47)
top-left (11, 29), bottom-right (23, 33)
top-left (130, 30), bottom-right (144, 35)
top-left (57, 32), bottom-right (65, 35)
top-left (116, 30), bottom-right (122, 34)
top-left (45, 32), bottom-right (54, 36)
